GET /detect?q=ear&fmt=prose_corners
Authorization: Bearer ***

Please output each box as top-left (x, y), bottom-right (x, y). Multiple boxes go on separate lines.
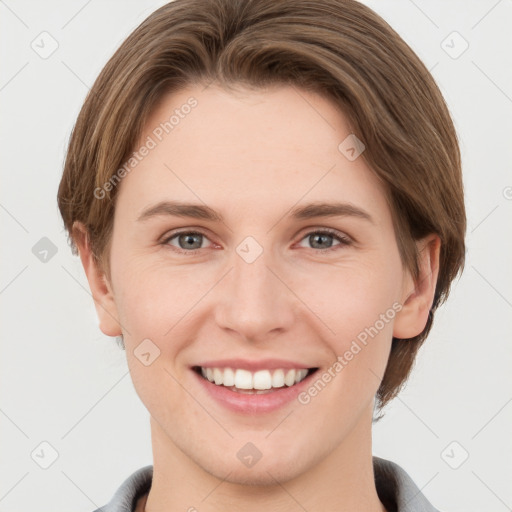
top-left (72, 221), bottom-right (122, 337)
top-left (393, 234), bottom-right (441, 339)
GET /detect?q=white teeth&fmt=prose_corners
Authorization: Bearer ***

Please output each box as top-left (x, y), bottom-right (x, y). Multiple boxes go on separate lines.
top-left (223, 367), bottom-right (235, 386)
top-left (213, 368), bottom-right (223, 385)
top-left (198, 366), bottom-right (310, 390)
top-left (234, 369), bottom-right (253, 389)
top-left (284, 369), bottom-right (296, 387)
top-left (295, 369), bottom-right (308, 383)
top-left (272, 369), bottom-right (285, 388)
top-left (253, 370), bottom-right (272, 390)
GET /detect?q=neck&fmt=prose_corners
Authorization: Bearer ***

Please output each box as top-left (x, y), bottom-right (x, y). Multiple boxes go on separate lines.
top-left (144, 407), bottom-right (386, 512)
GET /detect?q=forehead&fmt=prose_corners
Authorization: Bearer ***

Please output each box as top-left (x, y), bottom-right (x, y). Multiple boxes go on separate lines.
top-left (115, 83), bottom-right (389, 223)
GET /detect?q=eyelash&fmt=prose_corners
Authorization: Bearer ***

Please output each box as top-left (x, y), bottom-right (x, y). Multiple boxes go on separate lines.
top-left (161, 228), bottom-right (353, 255)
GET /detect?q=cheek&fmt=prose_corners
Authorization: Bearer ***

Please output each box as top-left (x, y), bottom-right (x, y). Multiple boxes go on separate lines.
top-left (302, 255), bottom-right (403, 403)
top-left (115, 267), bottom-right (194, 417)
top-left (300, 256), bottom-right (402, 343)
top-left (112, 262), bottom-right (212, 398)
top-left (112, 252), bottom-right (199, 330)
top-left (295, 265), bottom-right (401, 424)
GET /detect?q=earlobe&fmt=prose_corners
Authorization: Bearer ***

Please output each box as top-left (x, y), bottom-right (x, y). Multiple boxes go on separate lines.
top-left (72, 221), bottom-right (122, 337)
top-left (393, 234), bottom-right (441, 339)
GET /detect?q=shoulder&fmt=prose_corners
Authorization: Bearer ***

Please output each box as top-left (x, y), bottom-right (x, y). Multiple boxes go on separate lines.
top-left (373, 456), bottom-right (442, 512)
top-left (91, 465), bottom-right (153, 512)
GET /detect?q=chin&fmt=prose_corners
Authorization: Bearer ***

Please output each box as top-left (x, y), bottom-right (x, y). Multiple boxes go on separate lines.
top-left (207, 462), bottom-right (304, 487)
top-left (194, 445), bottom-right (315, 487)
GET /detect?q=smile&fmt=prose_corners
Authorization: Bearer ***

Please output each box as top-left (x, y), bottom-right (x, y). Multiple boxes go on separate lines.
top-left (194, 366), bottom-right (315, 394)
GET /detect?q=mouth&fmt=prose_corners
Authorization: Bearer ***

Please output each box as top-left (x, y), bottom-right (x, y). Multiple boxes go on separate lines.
top-left (192, 365), bottom-right (319, 394)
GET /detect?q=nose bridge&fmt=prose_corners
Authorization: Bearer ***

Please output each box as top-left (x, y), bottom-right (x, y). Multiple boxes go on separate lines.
top-left (233, 240), bottom-right (272, 301)
top-left (215, 236), bottom-right (294, 340)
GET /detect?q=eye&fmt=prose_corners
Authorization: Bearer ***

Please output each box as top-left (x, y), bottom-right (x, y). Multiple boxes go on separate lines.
top-left (296, 229), bottom-right (352, 252)
top-left (162, 228), bottom-right (352, 255)
top-left (162, 230), bottom-right (212, 254)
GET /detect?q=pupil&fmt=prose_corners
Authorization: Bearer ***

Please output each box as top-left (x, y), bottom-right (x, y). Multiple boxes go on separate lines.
top-left (312, 234), bottom-right (331, 249)
top-left (182, 233), bottom-right (201, 249)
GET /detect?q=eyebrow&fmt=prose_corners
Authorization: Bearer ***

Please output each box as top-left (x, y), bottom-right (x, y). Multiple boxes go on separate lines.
top-left (136, 200), bottom-right (374, 224)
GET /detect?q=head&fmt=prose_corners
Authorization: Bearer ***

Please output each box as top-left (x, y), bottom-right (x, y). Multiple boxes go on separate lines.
top-left (58, 0), bottom-right (465, 485)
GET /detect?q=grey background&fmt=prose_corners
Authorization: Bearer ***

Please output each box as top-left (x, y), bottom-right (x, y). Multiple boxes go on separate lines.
top-left (1, 0), bottom-right (511, 510)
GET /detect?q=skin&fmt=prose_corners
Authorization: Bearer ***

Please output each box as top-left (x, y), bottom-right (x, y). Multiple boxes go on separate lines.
top-left (74, 83), bottom-right (440, 512)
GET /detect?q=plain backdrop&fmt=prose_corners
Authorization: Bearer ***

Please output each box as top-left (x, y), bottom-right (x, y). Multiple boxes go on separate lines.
top-left (1, 1), bottom-right (511, 511)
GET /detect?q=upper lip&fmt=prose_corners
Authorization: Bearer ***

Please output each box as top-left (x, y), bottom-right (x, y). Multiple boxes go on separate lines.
top-left (193, 358), bottom-right (318, 371)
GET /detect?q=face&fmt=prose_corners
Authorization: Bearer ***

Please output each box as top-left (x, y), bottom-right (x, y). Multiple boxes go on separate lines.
top-left (85, 83), bottom-right (430, 485)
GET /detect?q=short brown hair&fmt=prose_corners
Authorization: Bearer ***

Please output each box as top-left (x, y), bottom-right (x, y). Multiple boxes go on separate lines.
top-left (57, 0), bottom-right (466, 411)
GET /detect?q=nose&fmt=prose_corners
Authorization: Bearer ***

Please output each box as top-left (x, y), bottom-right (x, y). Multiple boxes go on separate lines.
top-left (214, 242), bottom-right (296, 342)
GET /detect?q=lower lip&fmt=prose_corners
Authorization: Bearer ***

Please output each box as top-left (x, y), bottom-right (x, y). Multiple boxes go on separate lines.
top-left (193, 369), bottom-right (317, 414)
